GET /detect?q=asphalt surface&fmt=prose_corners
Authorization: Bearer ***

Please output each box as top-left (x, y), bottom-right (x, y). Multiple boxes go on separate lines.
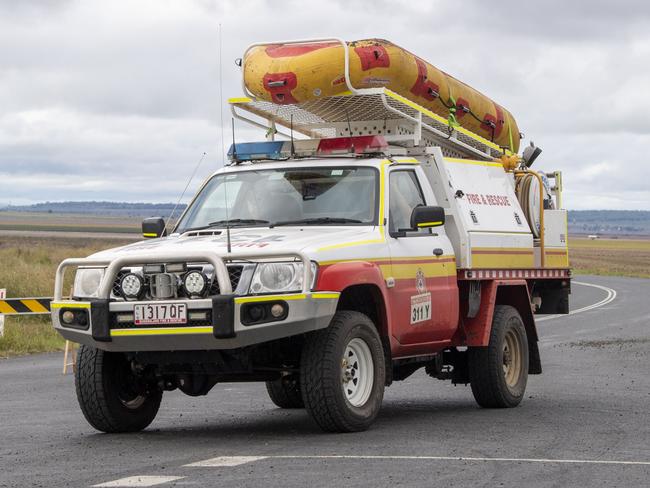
top-left (1, 275), bottom-right (648, 487)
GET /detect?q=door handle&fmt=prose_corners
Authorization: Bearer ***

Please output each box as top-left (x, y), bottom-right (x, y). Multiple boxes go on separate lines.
top-left (433, 248), bottom-right (443, 256)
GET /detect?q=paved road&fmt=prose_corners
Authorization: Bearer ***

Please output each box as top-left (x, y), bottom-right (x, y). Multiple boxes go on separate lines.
top-left (1, 275), bottom-right (648, 487)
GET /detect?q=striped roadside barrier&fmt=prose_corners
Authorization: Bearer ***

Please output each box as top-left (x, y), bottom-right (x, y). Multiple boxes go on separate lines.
top-left (0, 297), bottom-right (51, 315)
top-left (0, 293), bottom-right (75, 373)
top-left (0, 289), bottom-right (5, 337)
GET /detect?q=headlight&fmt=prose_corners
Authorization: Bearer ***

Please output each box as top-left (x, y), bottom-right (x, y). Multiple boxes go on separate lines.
top-left (73, 268), bottom-right (105, 298)
top-left (249, 262), bottom-right (318, 294)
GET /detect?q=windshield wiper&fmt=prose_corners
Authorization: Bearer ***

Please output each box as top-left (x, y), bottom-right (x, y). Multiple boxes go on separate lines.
top-left (271, 217), bottom-right (363, 227)
top-left (183, 219), bottom-right (270, 232)
top-left (208, 219), bottom-right (270, 227)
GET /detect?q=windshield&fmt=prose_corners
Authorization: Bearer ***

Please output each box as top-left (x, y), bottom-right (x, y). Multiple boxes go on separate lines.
top-left (175, 166), bottom-right (378, 233)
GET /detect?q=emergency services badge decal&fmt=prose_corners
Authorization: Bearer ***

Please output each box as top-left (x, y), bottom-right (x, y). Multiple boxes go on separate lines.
top-left (416, 268), bottom-right (426, 294)
top-left (411, 268), bottom-right (432, 325)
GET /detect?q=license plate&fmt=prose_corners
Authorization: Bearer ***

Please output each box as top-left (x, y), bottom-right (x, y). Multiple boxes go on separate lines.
top-left (410, 293), bottom-right (432, 325)
top-left (134, 302), bottom-right (187, 325)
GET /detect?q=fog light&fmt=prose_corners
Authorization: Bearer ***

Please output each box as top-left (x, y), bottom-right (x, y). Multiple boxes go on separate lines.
top-left (120, 273), bottom-right (143, 299)
top-left (270, 303), bottom-right (285, 318)
top-left (248, 305), bottom-right (264, 322)
top-left (62, 311), bottom-right (74, 324)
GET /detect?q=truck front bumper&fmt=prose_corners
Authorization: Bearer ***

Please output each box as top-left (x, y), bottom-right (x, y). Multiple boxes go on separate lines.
top-left (51, 292), bottom-right (339, 352)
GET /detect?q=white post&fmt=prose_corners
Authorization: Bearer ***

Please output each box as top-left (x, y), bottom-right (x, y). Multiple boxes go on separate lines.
top-left (0, 289), bottom-right (5, 338)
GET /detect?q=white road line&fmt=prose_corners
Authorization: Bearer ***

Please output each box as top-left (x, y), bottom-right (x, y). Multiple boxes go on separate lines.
top-left (277, 454), bottom-right (650, 466)
top-left (93, 476), bottom-right (184, 487)
top-left (184, 456), bottom-right (267, 467)
top-left (184, 454), bottom-right (650, 467)
top-left (537, 280), bottom-right (617, 322)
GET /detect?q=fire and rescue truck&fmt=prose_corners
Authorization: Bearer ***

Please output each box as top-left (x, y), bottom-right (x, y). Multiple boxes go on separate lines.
top-left (51, 38), bottom-right (570, 433)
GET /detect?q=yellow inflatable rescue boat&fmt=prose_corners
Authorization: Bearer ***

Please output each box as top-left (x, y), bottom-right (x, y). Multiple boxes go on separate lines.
top-left (243, 39), bottom-right (521, 152)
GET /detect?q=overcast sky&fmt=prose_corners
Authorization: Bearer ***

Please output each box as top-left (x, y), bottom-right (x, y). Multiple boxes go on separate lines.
top-left (1, 0), bottom-right (649, 210)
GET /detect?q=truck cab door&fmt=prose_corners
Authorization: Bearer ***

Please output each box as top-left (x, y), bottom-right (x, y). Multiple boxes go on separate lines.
top-left (386, 166), bottom-right (459, 346)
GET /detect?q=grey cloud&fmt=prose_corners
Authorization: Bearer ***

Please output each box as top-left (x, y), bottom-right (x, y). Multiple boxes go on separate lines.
top-left (0, 0), bottom-right (649, 210)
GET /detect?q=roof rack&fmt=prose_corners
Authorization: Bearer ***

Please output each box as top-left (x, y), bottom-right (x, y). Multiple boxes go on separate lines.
top-left (229, 87), bottom-right (514, 161)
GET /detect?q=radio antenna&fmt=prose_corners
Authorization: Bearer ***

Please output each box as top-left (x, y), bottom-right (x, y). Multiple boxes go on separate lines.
top-left (231, 118), bottom-right (238, 163)
top-left (166, 151), bottom-right (207, 234)
top-left (220, 24), bottom-right (232, 253)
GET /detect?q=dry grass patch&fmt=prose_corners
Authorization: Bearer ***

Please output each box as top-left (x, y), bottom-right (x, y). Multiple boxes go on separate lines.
top-left (569, 237), bottom-right (650, 278)
top-left (0, 236), bottom-right (134, 357)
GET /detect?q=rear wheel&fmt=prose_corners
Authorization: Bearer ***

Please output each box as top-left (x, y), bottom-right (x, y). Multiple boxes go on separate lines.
top-left (265, 376), bottom-right (304, 409)
top-left (75, 345), bottom-right (162, 433)
top-left (468, 305), bottom-right (529, 408)
top-left (300, 311), bottom-right (385, 432)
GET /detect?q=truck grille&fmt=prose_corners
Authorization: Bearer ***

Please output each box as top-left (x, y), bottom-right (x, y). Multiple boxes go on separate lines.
top-left (112, 270), bottom-right (129, 299)
top-left (111, 264), bottom-right (245, 299)
top-left (209, 265), bottom-right (244, 295)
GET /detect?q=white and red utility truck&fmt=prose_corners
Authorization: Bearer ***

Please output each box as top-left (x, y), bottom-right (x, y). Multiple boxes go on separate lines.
top-left (52, 39), bottom-right (570, 433)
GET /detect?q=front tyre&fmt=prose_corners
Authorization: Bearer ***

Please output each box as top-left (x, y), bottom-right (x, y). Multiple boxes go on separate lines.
top-left (266, 376), bottom-right (304, 409)
top-left (300, 311), bottom-right (385, 432)
top-left (75, 345), bottom-right (162, 433)
top-left (468, 305), bottom-right (529, 408)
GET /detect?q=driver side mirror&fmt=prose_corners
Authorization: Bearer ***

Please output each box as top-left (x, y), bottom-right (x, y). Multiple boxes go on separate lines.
top-left (410, 206), bottom-right (445, 230)
top-left (142, 217), bottom-right (167, 239)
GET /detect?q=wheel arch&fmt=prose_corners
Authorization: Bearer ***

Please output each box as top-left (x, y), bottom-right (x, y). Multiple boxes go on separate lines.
top-left (317, 261), bottom-right (393, 383)
top-left (462, 279), bottom-right (541, 374)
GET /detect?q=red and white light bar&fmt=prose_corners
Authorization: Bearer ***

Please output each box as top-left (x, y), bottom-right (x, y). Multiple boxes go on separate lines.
top-left (228, 136), bottom-right (389, 162)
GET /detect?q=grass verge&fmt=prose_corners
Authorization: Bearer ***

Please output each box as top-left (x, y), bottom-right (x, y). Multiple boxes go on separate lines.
top-left (569, 237), bottom-right (650, 278)
top-left (0, 235), bottom-right (134, 358)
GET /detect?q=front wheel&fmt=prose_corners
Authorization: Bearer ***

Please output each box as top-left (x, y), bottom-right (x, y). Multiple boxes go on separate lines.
top-left (468, 305), bottom-right (529, 408)
top-left (265, 376), bottom-right (304, 409)
top-left (75, 345), bottom-right (162, 433)
top-left (300, 311), bottom-right (385, 432)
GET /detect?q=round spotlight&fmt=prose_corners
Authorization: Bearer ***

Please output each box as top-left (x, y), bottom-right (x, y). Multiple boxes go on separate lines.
top-left (182, 271), bottom-right (207, 297)
top-left (120, 273), bottom-right (143, 299)
top-left (270, 303), bottom-right (286, 318)
top-left (61, 310), bottom-right (75, 324)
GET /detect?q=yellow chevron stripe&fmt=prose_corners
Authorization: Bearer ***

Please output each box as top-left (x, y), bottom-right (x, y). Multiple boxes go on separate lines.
top-left (21, 299), bottom-right (49, 313)
top-left (0, 301), bottom-right (17, 314)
